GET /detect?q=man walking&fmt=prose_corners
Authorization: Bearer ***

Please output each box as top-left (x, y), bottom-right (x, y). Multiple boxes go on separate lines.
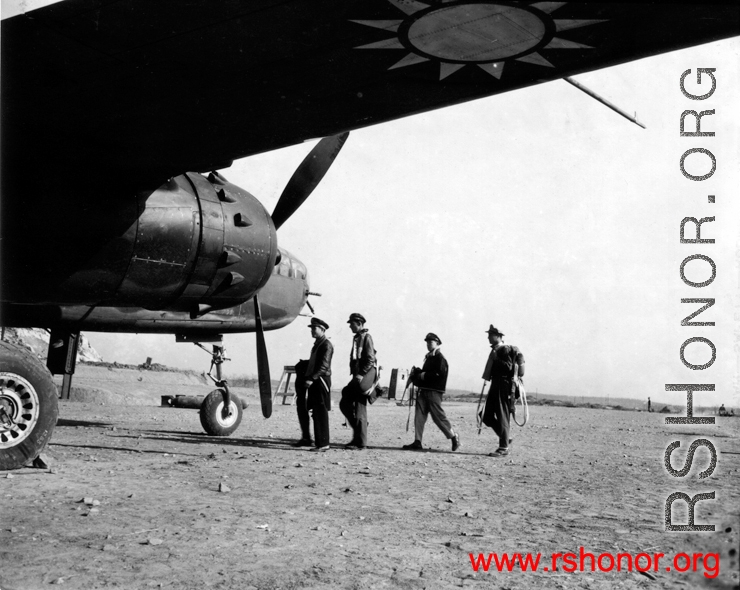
top-left (303, 317), bottom-right (333, 451)
top-left (480, 325), bottom-right (524, 457)
top-left (402, 333), bottom-right (460, 452)
top-left (339, 313), bottom-right (376, 450)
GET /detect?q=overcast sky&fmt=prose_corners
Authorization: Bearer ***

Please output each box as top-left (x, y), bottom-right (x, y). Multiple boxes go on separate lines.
top-left (87, 37), bottom-right (739, 407)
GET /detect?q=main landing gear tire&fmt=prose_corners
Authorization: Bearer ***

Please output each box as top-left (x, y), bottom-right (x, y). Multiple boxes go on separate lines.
top-left (199, 389), bottom-right (243, 436)
top-left (0, 341), bottom-right (59, 470)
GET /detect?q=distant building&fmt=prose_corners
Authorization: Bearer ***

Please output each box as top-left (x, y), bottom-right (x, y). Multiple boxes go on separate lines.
top-left (387, 368), bottom-right (409, 399)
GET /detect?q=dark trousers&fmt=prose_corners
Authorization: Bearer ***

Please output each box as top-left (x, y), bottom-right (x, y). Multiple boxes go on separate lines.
top-left (308, 378), bottom-right (331, 448)
top-left (340, 379), bottom-right (368, 447)
top-left (295, 384), bottom-right (311, 440)
top-left (482, 379), bottom-right (512, 449)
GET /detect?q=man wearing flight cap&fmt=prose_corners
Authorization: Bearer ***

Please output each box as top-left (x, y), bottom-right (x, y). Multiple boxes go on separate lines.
top-left (403, 333), bottom-right (460, 451)
top-left (480, 325), bottom-right (525, 457)
top-left (302, 317), bottom-right (334, 451)
top-left (340, 312), bottom-right (377, 449)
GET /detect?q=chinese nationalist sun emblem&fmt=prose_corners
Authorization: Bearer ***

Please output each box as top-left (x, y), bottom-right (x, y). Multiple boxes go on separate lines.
top-left (351, 0), bottom-right (605, 80)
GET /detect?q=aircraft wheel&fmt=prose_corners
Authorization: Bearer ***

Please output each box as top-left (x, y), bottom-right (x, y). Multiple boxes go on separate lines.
top-left (0, 341), bottom-right (59, 470)
top-left (199, 389), bottom-right (243, 436)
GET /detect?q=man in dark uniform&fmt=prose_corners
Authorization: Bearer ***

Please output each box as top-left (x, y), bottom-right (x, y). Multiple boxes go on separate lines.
top-left (339, 313), bottom-right (377, 450)
top-left (303, 317), bottom-right (334, 451)
top-left (480, 325), bottom-right (525, 457)
top-left (402, 333), bottom-right (460, 452)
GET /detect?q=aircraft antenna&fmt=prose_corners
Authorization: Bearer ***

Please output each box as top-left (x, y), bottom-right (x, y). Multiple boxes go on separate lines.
top-left (563, 77), bottom-right (646, 129)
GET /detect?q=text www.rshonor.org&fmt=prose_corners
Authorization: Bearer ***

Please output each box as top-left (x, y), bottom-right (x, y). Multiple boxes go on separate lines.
top-left (469, 548), bottom-right (719, 578)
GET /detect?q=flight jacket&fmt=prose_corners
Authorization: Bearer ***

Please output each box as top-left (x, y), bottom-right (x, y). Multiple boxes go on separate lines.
top-left (306, 335), bottom-right (333, 381)
top-left (349, 329), bottom-right (376, 377)
top-left (414, 348), bottom-right (448, 393)
top-left (482, 343), bottom-right (525, 381)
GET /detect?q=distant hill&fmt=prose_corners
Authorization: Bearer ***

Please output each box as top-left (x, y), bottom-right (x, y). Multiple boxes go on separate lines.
top-left (442, 387), bottom-right (731, 415)
top-left (1, 327), bottom-right (103, 362)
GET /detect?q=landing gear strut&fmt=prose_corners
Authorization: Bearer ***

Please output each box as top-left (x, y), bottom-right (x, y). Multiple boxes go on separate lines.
top-left (193, 342), bottom-right (243, 437)
top-left (46, 329), bottom-right (80, 400)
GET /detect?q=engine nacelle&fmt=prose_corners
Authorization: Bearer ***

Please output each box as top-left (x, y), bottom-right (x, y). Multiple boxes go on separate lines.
top-left (57, 172), bottom-right (278, 313)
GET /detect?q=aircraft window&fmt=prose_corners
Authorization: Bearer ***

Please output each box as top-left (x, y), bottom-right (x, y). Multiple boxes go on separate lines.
top-left (294, 260), bottom-right (306, 279)
top-left (278, 259), bottom-right (291, 277)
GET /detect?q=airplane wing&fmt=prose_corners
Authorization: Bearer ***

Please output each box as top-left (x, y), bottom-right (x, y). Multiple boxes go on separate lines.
top-left (3, 1), bottom-right (739, 183)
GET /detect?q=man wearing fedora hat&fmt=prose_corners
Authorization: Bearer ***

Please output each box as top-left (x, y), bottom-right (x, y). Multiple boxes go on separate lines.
top-left (303, 317), bottom-right (334, 451)
top-left (403, 333), bottom-right (460, 452)
top-left (339, 312), bottom-right (377, 449)
top-left (480, 325), bottom-right (525, 457)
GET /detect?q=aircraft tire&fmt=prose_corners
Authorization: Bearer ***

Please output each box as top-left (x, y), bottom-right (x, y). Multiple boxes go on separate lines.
top-left (0, 340), bottom-right (59, 470)
top-left (199, 389), bottom-right (243, 436)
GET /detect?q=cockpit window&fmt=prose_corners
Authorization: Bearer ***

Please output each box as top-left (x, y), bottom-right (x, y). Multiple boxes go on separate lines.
top-left (291, 259), bottom-right (306, 280)
top-left (272, 248), bottom-right (306, 280)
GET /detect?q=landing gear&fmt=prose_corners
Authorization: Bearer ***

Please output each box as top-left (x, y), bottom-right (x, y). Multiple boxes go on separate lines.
top-left (0, 341), bottom-right (59, 470)
top-left (200, 388), bottom-right (243, 436)
top-left (194, 342), bottom-right (243, 437)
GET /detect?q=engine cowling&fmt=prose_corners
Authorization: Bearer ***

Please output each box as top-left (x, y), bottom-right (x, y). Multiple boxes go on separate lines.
top-left (57, 172), bottom-right (278, 314)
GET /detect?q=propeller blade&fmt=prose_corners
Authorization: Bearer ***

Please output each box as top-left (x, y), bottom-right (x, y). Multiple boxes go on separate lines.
top-left (253, 295), bottom-right (273, 418)
top-left (271, 132), bottom-right (349, 230)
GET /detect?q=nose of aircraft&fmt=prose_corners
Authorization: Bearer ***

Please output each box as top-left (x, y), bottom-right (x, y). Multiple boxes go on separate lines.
top-left (260, 247), bottom-right (311, 325)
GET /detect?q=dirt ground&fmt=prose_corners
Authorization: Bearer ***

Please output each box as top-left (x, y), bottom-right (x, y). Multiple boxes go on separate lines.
top-left (1, 373), bottom-right (738, 590)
